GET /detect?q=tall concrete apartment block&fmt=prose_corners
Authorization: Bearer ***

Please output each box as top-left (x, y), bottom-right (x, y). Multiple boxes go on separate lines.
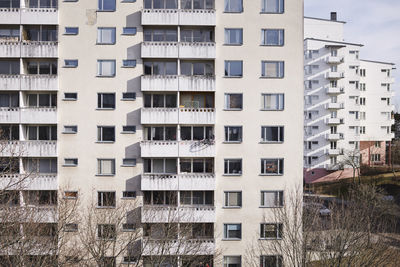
top-left (304, 13), bottom-right (395, 182)
top-left (1, 0), bottom-right (303, 265)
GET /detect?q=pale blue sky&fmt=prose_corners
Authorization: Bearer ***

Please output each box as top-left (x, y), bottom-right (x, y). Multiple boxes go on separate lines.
top-left (305, 0), bottom-right (400, 111)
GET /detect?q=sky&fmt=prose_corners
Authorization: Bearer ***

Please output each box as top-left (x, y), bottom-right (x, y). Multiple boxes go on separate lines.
top-left (304, 0), bottom-right (400, 111)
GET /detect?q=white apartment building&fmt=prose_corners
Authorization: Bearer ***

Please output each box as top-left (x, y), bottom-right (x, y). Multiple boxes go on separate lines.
top-left (304, 13), bottom-right (395, 183)
top-left (0, 0), bottom-right (303, 266)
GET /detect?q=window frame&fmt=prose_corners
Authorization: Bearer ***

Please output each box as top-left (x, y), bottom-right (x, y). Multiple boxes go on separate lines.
top-left (261, 126), bottom-right (284, 143)
top-left (122, 27), bottom-right (137, 35)
top-left (97, 27), bottom-right (116, 45)
top-left (63, 125), bottom-right (78, 134)
top-left (97, 158), bottom-right (116, 176)
top-left (260, 255), bottom-right (283, 267)
top-left (97, 126), bottom-right (115, 142)
top-left (260, 223), bottom-right (283, 240)
top-left (260, 191), bottom-right (284, 208)
top-left (63, 92), bottom-right (77, 101)
top-left (224, 0), bottom-right (243, 13)
top-left (224, 126), bottom-right (243, 143)
top-left (261, 61), bottom-right (284, 78)
top-left (122, 158), bottom-right (136, 167)
top-left (64, 27), bottom-right (79, 35)
top-left (261, 93), bottom-right (284, 111)
top-left (122, 60), bottom-right (137, 68)
top-left (261, 29), bottom-right (284, 46)
top-left (224, 158), bottom-right (242, 176)
top-left (223, 223), bottom-right (242, 240)
top-left (98, 0), bottom-right (116, 11)
top-left (260, 158), bottom-right (284, 175)
top-left (97, 60), bottom-right (116, 77)
top-left (97, 191), bottom-right (116, 208)
top-left (224, 191), bottom-right (242, 208)
top-left (97, 93), bottom-right (116, 109)
top-left (224, 28), bottom-right (243, 45)
top-left (261, 0), bottom-right (284, 14)
top-left (63, 158), bottom-right (78, 167)
top-left (224, 60), bottom-right (243, 78)
top-left (224, 93), bottom-right (243, 110)
top-left (64, 59), bottom-right (78, 68)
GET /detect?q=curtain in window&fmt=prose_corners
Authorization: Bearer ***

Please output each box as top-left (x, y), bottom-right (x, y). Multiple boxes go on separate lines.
top-left (262, 192), bottom-right (276, 207)
top-left (39, 159), bottom-right (51, 173)
top-left (99, 160), bottom-right (113, 174)
top-left (98, 60), bottom-right (115, 76)
top-left (98, 28), bottom-right (115, 44)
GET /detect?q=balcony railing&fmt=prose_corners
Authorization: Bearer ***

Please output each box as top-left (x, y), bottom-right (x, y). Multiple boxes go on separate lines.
top-left (141, 9), bottom-right (215, 26)
top-left (326, 149), bottom-right (344, 156)
top-left (0, 41), bottom-right (20, 57)
top-left (325, 87), bottom-right (344, 94)
top-left (0, 140), bottom-right (56, 157)
top-left (178, 42), bottom-right (215, 58)
top-left (141, 42), bottom-right (215, 59)
top-left (0, 107), bottom-right (57, 124)
top-left (326, 56), bottom-right (344, 64)
top-left (142, 238), bottom-right (214, 256)
top-left (21, 41), bottom-right (58, 57)
top-left (141, 42), bottom-right (178, 58)
top-left (179, 108), bottom-right (215, 124)
top-left (0, 75), bottom-right (58, 91)
top-left (141, 108), bottom-right (215, 124)
top-left (140, 140), bottom-right (215, 157)
top-left (325, 102), bottom-right (344, 110)
top-left (325, 71), bottom-right (344, 79)
top-left (0, 173), bottom-right (57, 190)
top-left (141, 173), bottom-right (215, 191)
top-left (141, 75), bottom-right (215, 91)
top-left (0, 8), bottom-right (58, 25)
top-left (141, 205), bottom-right (215, 223)
top-left (325, 133), bottom-right (344, 140)
top-left (325, 118), bottom-right (344, 125)
top-left (179, 9), bottom-right (216, 26)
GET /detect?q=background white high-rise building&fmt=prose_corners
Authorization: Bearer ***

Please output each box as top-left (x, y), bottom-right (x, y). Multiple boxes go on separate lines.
top-left (304, 13), bottom-right (395, 183)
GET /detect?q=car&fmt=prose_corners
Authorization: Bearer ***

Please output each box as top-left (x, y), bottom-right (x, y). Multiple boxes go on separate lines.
top-left (304, 202), bottom-right (331, 216)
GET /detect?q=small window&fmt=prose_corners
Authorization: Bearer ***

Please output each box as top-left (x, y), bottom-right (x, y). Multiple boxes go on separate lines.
top-left (261, 61), bottom-right (284, 78)
top-left (224, 28), bottom-right (243, 45)
top-left (98, 0), bottom-right (116, 11)
top-left (224, 93), bottom-right (243, 110)
top-left (224, 192), bottom-right (242, 208)
top-left (224, 0), bottom-right (243, 13)
top-left (261, 158), bottom-right (284, 175)
top-left (97, 224), bottom-right (116, 239)
top-left (97, 27), bottom-right (116, 44)
top-left (261, 191), bottom-right (283, 207)
top-left (64, 27), bottom-right (79, 35)
top-left (64, 191), bottom-right (78, 199)
top-left (261, 0), bottom-right (284, 13)
top-left (122, 191), bottom-right (136, 198)
top-left (261, 94), bottom-right (284, 111)
top-left (224, 224), bottom-right (241, 239)
top-left (63, 93), bottom-right (77, 101)
top-left (97, 159), bottom-right (116, 175)
top-left (224, 256), bottom-right (241, 267)
top-left (122, 60), bottom-right (136, 68)
top-left (261, 126), bottom-right (284, 142)
top-left (122, 224), bottom-right (135, 231)
top-left (260, 223), bottom-right (282, 239)
top-left (64, 223), bottom-right (78, 232)
top-left (260, 255), bottom-right (283, 267)
top-left (122, 126), bottom-right (136, 133)
top-left (261, 29), bottom-right (284, 46)
top-left (64, 158), bottom-right (78, 166)
top-left (224, 159), bottom-right (242, 175)
top-left (97, 191), bottom-right (116, 207)
top-left (97, 60), bottom-right (116, 77)
top-left (122, 158), bottom-right (136, 166)
top-left (97, 126), bottom-right (115, 142)
top-left (122, 92), bottom-right (136, 100)
top-left (224, 61), bottom-right (243, 77)
top-left (123, 256), bottom-right (137, 263)
top-left (97, 93), bottom-right (116, 109)
top-left (64, 60), bottom-right (78, 68)
top-left (122, 27), bottom-right (137, 35)
top-left (63, 125), bottom-right (78, 134)
top-left (225, 126), bottom-right (242, 142)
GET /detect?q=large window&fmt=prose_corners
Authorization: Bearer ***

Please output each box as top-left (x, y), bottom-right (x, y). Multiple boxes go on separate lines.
top-left (180, 191), bottom-right (213, 205)
top-left (260, 255), bottom-right (283, 267)
top-left (261, 126), bottom-right (284, 142)
top-left (180, 158), bottom-right (213, 173)
top-left (97, 28), bottom-right (116, 44)
top-left (224, 28), bottom-right (243, 45)
top-left (144, 94), bottom-right (177, 108)
top-left (144, 126), bottom-right (177, 141)
top-left (28, 0), bottom-right (58, 8)
top-left (28, 61), bottom-right (57, 74)
top-left (144, 61), bottom-right (177, 75)
top-left (224, 0), bottom-right (242, 12)
top-left (27, 93), bottom-right (57, 107)
top-left (97, 126), bottom-right (115, 142)
top-left (224, 61), bottom-right (242, 77)
top-left (144, 191), bottom-right (177, 205)
top-left (144, 158), bottom-right (177, 174)
top-left (261, 94), bottom-right (284, 111)
top-left (0, 0), bottom-right (20, 8)
top-left (97, 93), bottom-right (115, 109)
top-left (260, 223), bottom-right (282, 239)
top-left (144, 0), bottom-right (178, 9)
top-left (224, 159), bottom-right (242, 175)
top-left (224, 224), bottom-right (241, 239)
top-left (0, 125), bottom-right (19, 140)
top-left (261, 158), bottom-right (284, 175)
top-left (144, 29), bottom-right (177, 42)
top-left (98, 0), bottom-right (116, 11)
top-left (261, 29), bottom-right (284, 46)
top-left (224, 256), bottom-right (241, 267)
top-left (0, 93), bottom-right (19, 107)
top-left (261, 191), bottom-right (283, 207)
top-left (25, 25), bottom-right (57, 41)
top-left (225, 126), bottom-right (242, 142)
top-left (97, 191), bottom-right (116, 207)
top-left (180, 126), bottom-right (213, 141)
top-left (181, 29), bottom-right (213, 42)
top-left (180, 62), bottom-right (213, 76)
top-left (97, 60), bottom-right (116, 77)
top-left (261, 61), bottom-right (284, 78)
top-left (24, 158), bottom-right (57, 173)
top-left (26, 126), bottom-right (57, 141)
top-left (224, 192), bottom-right (242, 208)
top-left (97, 159), bottom-right (115, 175)
top-left (224, 93), bottom-right (243, 110)
top-left (0, 60), bottom-right (19, 75)
top-left (181, 0), bottom-right (214, 9)
top-left (261, 0), bottom-right (284, 13)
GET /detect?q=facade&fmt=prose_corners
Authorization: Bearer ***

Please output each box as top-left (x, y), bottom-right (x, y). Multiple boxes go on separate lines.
top-left (304, 14), bottom-right (395, 182)
top-left (0, 0), bottom-right (304, 266)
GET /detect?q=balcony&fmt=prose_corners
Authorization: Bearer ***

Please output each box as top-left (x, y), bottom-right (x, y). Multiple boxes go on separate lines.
top-left (141, 9), bottom-right (216, 26)
top-left (179, 9), bottom-right (216, 26)
top-left (179, 108), bottom-right (215, 124)
top-left (21, 41), bottom-right (58, 58)
top-left (326, 56), bottom-right (343, 64)
top-left (142, 206), bottom-right (215, 223)
top-left (179, 140), bottom-right (215, 157)
top-left (179, 75), bottom-right (215, 91)
top-left (141, 140), bottom-right (215, 157)
top-left (325, 118), bottom-right (344, 125)
top-left (141, 75), bottom-right (215, 92)
top-left (0, 41), bottom-right (20, 57)
top-left (325, 102), bottom-right (344, 110)
top-left (142, 239), bottom-right (214, 256)
top-left (326, 133), bottom-right (344, 140)
top-left (179, 42), bottom-right (215, 59)
top-left (326, 149), bottom-right (344, 156)
top-left (141, 42), bottom-right (178, 58)
top-left (0, 174), bottom-right (57, 190)
top-left (325, 72), bottom-right (344, 79)
top-left (141, 173), bottom-right (215, 191)
top-left (20, 8), bottom-right (58, 25)
top-left (141, 9), bottom-right (179, 25)
top-left (0, 8), bottom-right (20, 24)
top-left (0, 141), bottom-right (56, 157)
top-left (325, 87), bottom-right (344, 95)
top-left (0, 75), bottom-right (58, 91)
top-left (20, 107), bottom-right (57, 124)
top-left (0, 107), bottom-right (19, 123)
top-left (141, 108), bottom-right (215, 124)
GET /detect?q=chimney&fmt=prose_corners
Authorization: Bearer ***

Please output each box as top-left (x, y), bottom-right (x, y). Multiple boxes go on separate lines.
top-left (330, 12), bottom-right (337, 21)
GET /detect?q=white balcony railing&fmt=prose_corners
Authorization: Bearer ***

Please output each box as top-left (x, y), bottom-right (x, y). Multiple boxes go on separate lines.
top-left (140, 140), bottom-right (215, 157)
top-left (0, 141), bottom-right (56, 157)
top-left (0, 8), bottom-right (58, 25)
top-left (325, 118), bottom-right (344, 125)
top-left (21, 41), bottom-right (58, 57)
top-left (178, 42), bottom-right (215, 58)
top-left (326, 56), bottom-right (344, 64)
top-left (326, 149), bottom-right (344, 156)
top-left (178, 75), bottom-right (215, 91)
top-left (142, 205), bottom-right (215, 223)
top-left (325, 102), bottom-right (344, 110)
top-left (0, 173), bottom-right (57, 190)
top-left (325, 72), bottom-right (344, 79)
top-left (140, 141), bottom-right (178, 157)
top-left (141, 42), bottom-right (178, 58)
top-left (141, 108), bottom-right (215, 124)
top-left (0, 8), bottom-right (20, 24)
top-left (141, 75), bottom-right (215, 91)
top-left (141, 42), bottom-right (215, 59)
top-left (0, 41), bottom-right (20, 57)
top-left (141, 9), bottom-right (215, 26)
top-left (179, 108), bottom-right (215, 124)
top-left (142, 239), bottom-right (214, 256)
top-left (0, 107), bottom-right (57, 124)
top-left (325, 133), bottom-right (344, 140)
top-left (0, 75), bottom-right (58, 91)
top-left (325, 87), bottom-right (344, 94)
top-left (179, 9), bottom-right (216, 26)
top-left (141, 173), bottom-right (215, 191)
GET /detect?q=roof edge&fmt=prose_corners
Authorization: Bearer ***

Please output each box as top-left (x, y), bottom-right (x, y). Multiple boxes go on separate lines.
top-left (304, 16), bottom-right (346, 24)
top-left (304, 38), bottom-right (364, 47)
top-left (360, 59), bottom-right (396, 66)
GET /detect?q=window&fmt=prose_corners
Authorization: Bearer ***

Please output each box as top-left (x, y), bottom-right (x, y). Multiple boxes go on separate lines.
top-left (27, 61), bottom-right (57, 75)
top-left (180, 158), bottom-right (213, 173)
top-left (97, 27), bottom-right (116, 44)
top-left (122, 158), bottom-right (136, 166)
top-left (97, 60), bottom-right (116, 77)
top-left (225, 126), bottom-right (242, 142)
top-left (27, 93), bottom-right (57, 107)
top-left (145, 126), bottom-right (177, 141)
top-left (122, 92), bottom-right (136, 100)
top-left (63, 126), bottom-right (77, 134)
top-left (261, 158), bottom-right (284, 175)
top-left (180, 61), bottom-right (214, 76)
top-left (97, 93), bottom-right (116, 109)
top-left (371, 154), bottom-right (381, 162)
top-left (97, 191), bottom-right (116, 207)
top-left (27, 0), bottom-right (58, 8)
top-left (360, 126), bottom-right (366, 134)
top-left (144, 61), bottom-right (177, 75)
top-left (360, 69), bottom-right (366, 77)
top-left (261, 191), bottom-right (283, 207)
top-left (260, 223), bottom-right (282, 239)
top-left (360, 97), bottom-right (366, 105)
top-left (224, 192), bottom-right (242, 208)
top-left (261, 126), bottom-right (284, 142)
top-left (224, 0), bottom-right (242, 12)
top-left (224, 159), bottom-right (242, 175)
top-left (122, 60), bottom-right (136, 68)
top-left (180, 126), bottom-right (213, 141)
top-left (180, 191), bottom-right (213, 205)
top-left (181, 0), bottom-right (214, 9)
top-left (224, 61), bottom-right (243, 77)
top-left (261, 94), bottom-right (284, 110)
top-left (144, 0), bottom-right (178, 9)
top-left (63, 93), bottom-right (77, 101)
top-left (262, 0), bottom-right (283, 13)
top-left (0, 125), bottom-right (19, 141)
top-left (122, 224), bottom-right (135, 231)
top-left (144, 191), bottom-right (177, 205)
top-left (261, 61), bottom-right (284, 78)
top-left (224, 29), bottom-right (243, 45)
top-left (26, 126), bottom-right (57, 141)
top-left (122, 191), bottom-right (136, 198)
top-left (97, 126), bottom-right (115, 142)
top-left (261, 29), bottom-right (284, 46)
top-left (375, 141), bottom-right (381, 148)
top-left (64, 27), bottom-right (79, 35)
top-left (224, 256), bottom-right (241, 267)
top-left (25, 158), bottom-right (57, 173)
top-left (64, 191), bottom-right (78, 199)
top-left (98, 0), bottom-right (116, 11)
top-left (64, 224), bottom-right (78, 232)
top-left (97, 159), bottom-right (115, 175)
top-left (225, 93), bottom-right (243, 110)
top-left (144, 94), bottom-right (177, 108)
top-left (98, 224), bottom-right (116, 239)
top-left (122, 27), bottom-right (137, 35)
top-left (224, 224), bottom-right (241, 239)
top-left (260, 255), bottom-right (283, 267)
top-left (145, 28), bottom-right (178, 42)
top-left (122, 126), bottom-right (136, 133)
top-left (144, 158), bottom-right (177, 174)
top-left (64, 158), bottom-right (78, 166)
top-left (64, 60), bottom-right (78, 68)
